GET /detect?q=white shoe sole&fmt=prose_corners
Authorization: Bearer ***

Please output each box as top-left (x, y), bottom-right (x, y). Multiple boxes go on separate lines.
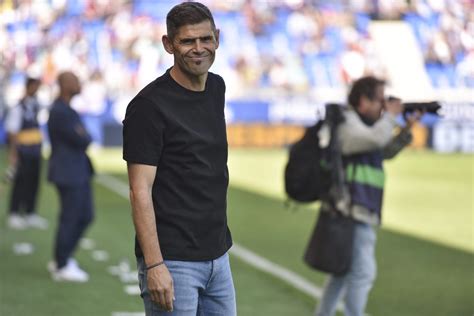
top-left (51, 272), bottom-right (89, 283)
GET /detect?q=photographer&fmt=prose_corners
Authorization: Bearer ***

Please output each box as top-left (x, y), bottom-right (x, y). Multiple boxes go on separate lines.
top-left (315, 76), bottom-right (421, 316)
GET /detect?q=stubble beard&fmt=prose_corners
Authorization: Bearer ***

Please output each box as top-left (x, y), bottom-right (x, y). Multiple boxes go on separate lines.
top-left (182, 53), bottom-right (215, 77)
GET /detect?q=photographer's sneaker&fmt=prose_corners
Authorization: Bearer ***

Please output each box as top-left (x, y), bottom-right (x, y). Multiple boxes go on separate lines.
top-left (7, 214), bottom-right (27, 230)
top-left (49, 259), bottom-right (89, 283)
top-left (24, 214), bottom-right (48, 230)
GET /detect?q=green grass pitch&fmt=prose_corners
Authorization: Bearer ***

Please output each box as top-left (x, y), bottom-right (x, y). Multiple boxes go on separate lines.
top-left (0, 147), bottom-right (472, 316)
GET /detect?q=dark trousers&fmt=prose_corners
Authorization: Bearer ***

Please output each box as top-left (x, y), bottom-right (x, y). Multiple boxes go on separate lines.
top-left (54, 182), bottom-right (94, 269)
top-left (9, 154), bottom-right (41, 215)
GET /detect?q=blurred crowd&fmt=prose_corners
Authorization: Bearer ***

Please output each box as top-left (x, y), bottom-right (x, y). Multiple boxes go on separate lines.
top-left (0, 0), bottom-right (472, 126)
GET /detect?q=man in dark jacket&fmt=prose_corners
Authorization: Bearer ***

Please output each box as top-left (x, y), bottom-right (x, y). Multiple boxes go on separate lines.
top-left (47, 71), bottom-right (94, 283)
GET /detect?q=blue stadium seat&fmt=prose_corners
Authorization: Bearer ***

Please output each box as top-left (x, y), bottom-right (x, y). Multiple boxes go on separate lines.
top-left (66, 0), bottom-right (85, 16)
top-left (323, 27), bottom-right (343, 55)
top-left (403, 13), bottom-right (426, 49)
top-left (354, 12), bottom-right (371, 35)
top-left (306, 54), bottom-right (341, 88)
top-left (83, 20), bottom-right (105, 69)
top-left (133, 0), bottom-right (180, 20)
top-left (443, 64), bottom-right (458, 88)
top-left (426, 63), bottom-right (458, 88)
top-left (426, 63), bottom-right (442, 88)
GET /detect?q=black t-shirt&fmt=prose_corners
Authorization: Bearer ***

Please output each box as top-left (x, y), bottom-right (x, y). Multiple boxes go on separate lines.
top-left (122, 69), bottom-right (232, 261)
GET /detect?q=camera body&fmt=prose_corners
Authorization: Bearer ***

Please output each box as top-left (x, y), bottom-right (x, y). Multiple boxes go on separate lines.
top-left (402, 101), bottom-right (441, 115)
top-left (387, 96), bottom-right (441, 116)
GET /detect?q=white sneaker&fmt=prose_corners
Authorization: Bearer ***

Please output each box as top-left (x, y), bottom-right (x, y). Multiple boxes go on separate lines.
top-left (47, 258), bottom-right (79, 273)
top-left (50, 259), bottom-right (89, 283)
top-left (67, 258), bottom-right (80, 268)
top-left (7, 214), bottom-right (27, 230)
top-left (24, 214), bottom-right (48, 229)
top-left (47, 261), bottom-right (57, 273)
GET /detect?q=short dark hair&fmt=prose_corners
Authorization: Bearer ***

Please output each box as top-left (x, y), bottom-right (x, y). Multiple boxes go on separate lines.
top-left (166, 2), bottom-right (216, 40)
top-left (26, 77), bottom-right (40, 88)
top-left (347, 76), bottom-right (385, 108)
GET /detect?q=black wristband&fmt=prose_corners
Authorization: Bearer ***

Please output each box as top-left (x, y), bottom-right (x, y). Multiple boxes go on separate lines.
top-left (146, 261), bottom-right (165, 271)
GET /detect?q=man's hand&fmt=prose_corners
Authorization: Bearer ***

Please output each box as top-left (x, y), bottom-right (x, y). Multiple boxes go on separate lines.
top-left (147, 264), bottom-right (175, 312)
top-left (128, 163), bottom-right (172, 310)
top-left (5, 135), bottom-right (18, 183)
top-left (404, 110), bottom-right (424, 129)
top-left (4, 165), bottom-right (17, 184)
top-left (384, 97), bottom-right (403, 116)
top-left (7, 133), bottom-right (18, 167)
top-left (75, 125), bottom-right (88, 136)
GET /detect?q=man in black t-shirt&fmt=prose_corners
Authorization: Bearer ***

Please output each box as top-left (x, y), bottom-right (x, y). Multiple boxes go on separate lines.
top-left (122, 2), bottom-right (235, 315)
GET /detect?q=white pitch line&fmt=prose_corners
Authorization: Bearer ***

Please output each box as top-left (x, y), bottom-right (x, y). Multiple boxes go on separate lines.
top-left (229, 243), bottom-right (322, 298)
top-left (96, 173), bottom-right (130, 198)
top-left (95, 173), bottom-right (343, 310)
top-left (124, 285), bottom-right (141, 295)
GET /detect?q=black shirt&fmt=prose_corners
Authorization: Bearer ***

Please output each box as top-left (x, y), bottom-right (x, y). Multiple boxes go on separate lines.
top-left (122, 69), bottom-right (232, 261)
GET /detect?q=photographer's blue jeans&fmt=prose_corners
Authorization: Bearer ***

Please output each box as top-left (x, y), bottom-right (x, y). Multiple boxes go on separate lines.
top-left (315, 222), bottom-right (377, 316)
top-left (137, 252), bottom-right (236, 316)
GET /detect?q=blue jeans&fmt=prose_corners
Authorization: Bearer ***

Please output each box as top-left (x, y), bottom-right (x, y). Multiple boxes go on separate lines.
top-left (315, 223), bottom-right (377, 316)
top-left (137, 252), bottom-right (236, 316)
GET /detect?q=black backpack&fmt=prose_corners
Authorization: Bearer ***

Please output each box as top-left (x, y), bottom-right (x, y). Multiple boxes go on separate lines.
top-left (284, 104), bottom-right (345, 203)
